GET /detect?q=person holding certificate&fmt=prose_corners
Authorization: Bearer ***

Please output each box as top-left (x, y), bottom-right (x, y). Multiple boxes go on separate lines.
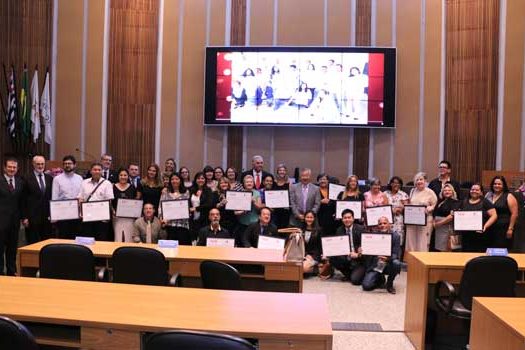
top-left (405, 172), bottom-right (437, 252)
top-left (197, 208), bottom-right (233, 246)
top-left (336, 175), bottom-right (365, 226)
top-left (433, 184), bottom-right (460, 251)
top-left (242, 207), bottom-right (279, 248)
top-left (159, 173), bottom-right (191, 245)
top-left (213, 177), bottom-right (238, 234)
top-left (189, 172), bottom-right (214, 241)
top-left (328, 209), bottom-right (366, 285)
top-left (317, 174), bottom-right (336, 236)
top-left (235, 175), bottom-right (264, 244)
top-left (485, 176), bottom-right (518, 249)
top-left (384, 176), bottom-right (409, 251)
top-left (272, 164), bottom-right (291, 229)
top-left (78, 163), bottom-right (114, 241)
top-left (112, 168), bottom-right (138, 242)
top-left (362, 217), bottom-right (401, 294)
top-left (132, 203), bottom-right (166, 243)
top-left (456, 183), bottom-right (497, 252)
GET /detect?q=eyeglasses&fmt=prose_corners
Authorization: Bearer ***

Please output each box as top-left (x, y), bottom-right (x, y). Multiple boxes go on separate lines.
top-left (438, 166), bottom-right (449, 169)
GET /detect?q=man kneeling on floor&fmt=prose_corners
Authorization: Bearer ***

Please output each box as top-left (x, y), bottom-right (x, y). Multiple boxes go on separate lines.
top-left (362, 216), bottom-right (401, 294)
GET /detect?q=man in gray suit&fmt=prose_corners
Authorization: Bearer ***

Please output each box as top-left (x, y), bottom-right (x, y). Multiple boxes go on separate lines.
top-left (289, 168), bottom-right (321, 227)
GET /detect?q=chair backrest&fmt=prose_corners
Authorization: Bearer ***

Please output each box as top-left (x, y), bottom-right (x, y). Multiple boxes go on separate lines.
top-left (112, 246), bottom-right (169, 286)
top-left (459, 255), bottom-right (518, 310)
top-left (40, 243), bottom-right (95, 281)
top-left (0, 316), bottom-right (38, 350)
top-left (145, 330), bottom-right (255, 350)
top-left (200, 260), bottom-right (242, 291)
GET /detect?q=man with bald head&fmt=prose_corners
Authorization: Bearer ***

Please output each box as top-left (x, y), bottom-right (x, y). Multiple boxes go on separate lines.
top-left (241, 155), bottom-right (271, 190)
top-left (22, 155), bottom-right (53, 243)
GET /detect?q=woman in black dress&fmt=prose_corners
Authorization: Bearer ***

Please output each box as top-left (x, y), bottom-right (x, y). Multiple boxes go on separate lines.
top-left (140, 163), bottom-right (163, 214)
top-left (213, 177), bottom-right (237, 235)
top-left (301, 211), bottom-right (323, 274)
top-left (189, 172), bottom-right (214, 241)
top-left (456, 183), bottom-right (497, 252)
top-left (316, 173), bottom-right (336, 235)
top-left (112, 168), bottom-right (138, 242)
top-left (273, 164), bottom-right (291, 229)
top-left (337, 175), bottom-right (365, 225)
top-left (433, 183), bottom-right (460, 251)
top-left (485, 176), bottom-right (518, 249)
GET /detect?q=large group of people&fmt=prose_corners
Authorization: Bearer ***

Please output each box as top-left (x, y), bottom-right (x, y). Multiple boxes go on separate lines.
top-left (1, 153), bottom-right (524, 294)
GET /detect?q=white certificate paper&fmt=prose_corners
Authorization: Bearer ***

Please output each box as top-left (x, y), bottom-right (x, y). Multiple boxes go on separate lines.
top-left (336, 201), bottom-right (362, 219)
top-left (264, 190), bottom-right (290, 208)
top-left (365, 205), bottom-right (393, 226)
top-left (321, 235), bottom-right (351, 257)
top-left (50, 200), bottom-right (80, 221)
top-left (161, 199), bottom-right (190, 221)
top-left (257, 235), bottom-right (285, 250)
top-left (116, 199), bottom-right (143, 218)
top-left (225, 191), bottom-right (252, 211)
top-left (328, 183), bottom-right (346, 201)
top-left (361, 233), bottom-right (392, 256)
top-left (454, 211), bottom-right (483, 231)
top-left (81, 200), bottom-right (111, 222)
top-left (404, 205), bottom-right (427, 226)
top-left (207, 238), bottom-right (235, 247)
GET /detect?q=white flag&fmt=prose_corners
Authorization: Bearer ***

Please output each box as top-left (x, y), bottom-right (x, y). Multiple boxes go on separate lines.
top-left (30, 70), bottom-right (40, 143)
top-left (41, 71), bottom-right (52, 145)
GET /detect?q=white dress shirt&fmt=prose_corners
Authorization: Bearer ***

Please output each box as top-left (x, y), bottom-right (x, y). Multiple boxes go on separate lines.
top-left (78, 177), bottom-right (114, 201)
top-left (52, 172), bottom-right (83, 200)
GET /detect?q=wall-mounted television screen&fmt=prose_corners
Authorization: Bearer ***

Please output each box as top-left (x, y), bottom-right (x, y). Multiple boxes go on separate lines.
top-left (204, 46), bottom-right (396, 128)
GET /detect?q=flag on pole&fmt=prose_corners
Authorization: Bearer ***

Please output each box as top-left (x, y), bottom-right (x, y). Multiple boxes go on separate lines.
top-left (41, 70), bottom-right (52, 145)
top-left (19, 65), bottom-right (31, 143)
top-left (30, 69), bottom-right (40, 142)
top-left (6, 66), bottom-right (17, 139)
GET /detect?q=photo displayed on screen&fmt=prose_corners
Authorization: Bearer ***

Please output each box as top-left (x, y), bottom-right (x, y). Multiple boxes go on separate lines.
top-left (214, 51), bottom-right (387, 126)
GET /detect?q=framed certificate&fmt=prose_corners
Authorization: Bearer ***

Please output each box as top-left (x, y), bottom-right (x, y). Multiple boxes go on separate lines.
top-left (225, 191), bottom-right (252, 211)
top-left (161, 199), bottom-right (190, 221)
top-left (264, 190), bottom-right (290, 208)
top-left (321, 235), bottom-right (350, 257)
top-left (336, 201), bottom-right (362, 219)
top-left (257, 235), bottom-right (285, 250)
top-left (328, 183), bottom-right (345, 201)
top-left (50, 199), bottom-right (80, 221)
top-left (81, 200), bottom-right (111, 222)
top-left (361, 233), bottom-right (392, 256)
top-left (206, 238), bottom-right (235, 247)
top-left (365, 205), bottom-right (393, 226)
top-left (403, 205), bottom-right (427, 226)
top-left (454, 210), bottom-right (483, 231)
top-left (116, 199), bottom-right (143, 218)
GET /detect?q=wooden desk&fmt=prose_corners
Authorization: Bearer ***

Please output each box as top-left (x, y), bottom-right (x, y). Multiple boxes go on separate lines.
top-left (0, 276), bottom-right (332, 350)
top-left (470, 297), bottom-right (525, 350)
top-left (404, 252), bottom-right (525, 350)
top-left (17, 239), bottom-right (303, 293)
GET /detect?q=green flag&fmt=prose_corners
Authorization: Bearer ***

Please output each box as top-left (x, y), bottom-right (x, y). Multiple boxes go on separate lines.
top-left (19, 65), bottom-right (31, 142)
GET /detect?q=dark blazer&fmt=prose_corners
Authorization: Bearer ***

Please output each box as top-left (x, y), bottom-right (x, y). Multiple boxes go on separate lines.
top-left (191, 186), bottom-right (214, 226)
top-left (85, 169), bottom-right (118, 183)
top-left (303, 227), bottom-right (323, 261)
top-left (333, 223), bottom-right (365, 253)
top-left (365, 231), bottom-right (401, 272)
top-left (0, 175), bottom-right (25, 234)
top-left (242, 221), bottom-right (279, 248)
top-left (240, 169), bottom-right (271, 190)
top-left (22, 172), bottom-right (53, 226)
top-left (428, 178), bottom-right (462, 200)
top-left (196, 226), bottom-right (233, 246)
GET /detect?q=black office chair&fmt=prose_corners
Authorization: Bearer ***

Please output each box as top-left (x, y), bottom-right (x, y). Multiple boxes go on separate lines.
top-left (0, 316), bottom-right (38, 350)
top-left (200, 260), bottom-right (242, 291)
top-left (144, 330), bottom-right (256, 350)
top-left (112, 246), bottom-right (179, 286)
top-left (435, 255), bottom-right (518, 320)
top-left (39, 243), bottom-right (106, 281)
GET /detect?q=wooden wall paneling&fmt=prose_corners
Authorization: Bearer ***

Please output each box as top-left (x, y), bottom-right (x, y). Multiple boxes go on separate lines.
top-left (107, 0), bottom-right (159, 171)
top-left (501, 0), bottom-right (525, 170)
top-left (445, 0), bottom-right (499, 182)
top-left (394, 0), bottom-right (421, 182)
top-left (179, 0), bottom-right (207, 172)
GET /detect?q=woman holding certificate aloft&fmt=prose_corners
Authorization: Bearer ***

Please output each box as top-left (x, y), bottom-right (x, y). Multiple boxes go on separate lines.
top-left (189, 172), bottom-right (214, 243)
top-left (112, 168), bottom-right (138, 242)
top-left (456, 183), bottom-right (497, 252)
top-left (338, 175), bottom-right (366, 224)
top-left (433, 183), bottom-right (460, 251)
top-left (485, 176), bottom-right (518, 249)
top-left (405, 172), bottom-right (437, 252)
top-left (213, 177), bottom-right (238, 234)
top-left (235, 175), bottom-right (264, 245)
top-left (273, 164), bottom-right (291, 229)
top-left (159, 173), bottom-right (191, 245)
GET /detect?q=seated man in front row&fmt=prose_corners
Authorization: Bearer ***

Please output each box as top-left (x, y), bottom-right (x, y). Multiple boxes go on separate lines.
top-left (329, 209), bottom-right (366, 285)
top-left (197, 208), bottom-right (233, 246)
top-left (242, 207), bottom-right (279, 248)
top-left (362, 216), bottom-right (402, 294)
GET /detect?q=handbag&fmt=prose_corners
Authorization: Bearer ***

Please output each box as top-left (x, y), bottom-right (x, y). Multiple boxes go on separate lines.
top-left (448, 224), bottom-right (462, 251)
top-left (284, 232), bottom-right (305, 262)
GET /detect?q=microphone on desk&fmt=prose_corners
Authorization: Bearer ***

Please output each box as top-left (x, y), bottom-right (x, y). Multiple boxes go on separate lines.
top-left (75, 148), bottom-right (98, 161)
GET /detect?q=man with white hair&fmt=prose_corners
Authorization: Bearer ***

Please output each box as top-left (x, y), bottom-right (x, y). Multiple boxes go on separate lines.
top-left (22, 155), bottom-right (53, 243)
top-left (241, 155), bottom-right (271, 190)
top-left (289, 168), bottom-right (321, 226)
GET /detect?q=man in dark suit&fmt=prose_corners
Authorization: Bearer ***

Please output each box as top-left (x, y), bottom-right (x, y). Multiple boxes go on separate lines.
top-left (22, 155), bottom-right (53, 243)
top-left (362, 216), bottom-right (402, 294)
top-left (128, 162), bottom-right (142, 194)
top-left (241, 155), bottom-right (270, 190)
top-left (0, 156), bottom-right (25, 275)
top-left (197, 208), bottom-right (233, 246)
top-left (85, 153), bottom-right (117, 183)
top-left (329, 209), bottom-right (366, 285)
top-left (242, 207), bottom-right (279, 247)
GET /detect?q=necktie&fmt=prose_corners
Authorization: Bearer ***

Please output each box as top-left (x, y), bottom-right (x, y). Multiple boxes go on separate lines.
top-left (347, 228), bottom-right (354, 252)
top-left (302, 185), bottom-right (308, 212)
top-left (104, 170), bottom-right (109, 179)
top-left (38, 173), bottom-right (45, 193)
top-left (255, 173), bottom-right (261, 189)
top-left (8, 178), bottom-right (14, 192)
top-left (146, 220), bottom-right (152, 243)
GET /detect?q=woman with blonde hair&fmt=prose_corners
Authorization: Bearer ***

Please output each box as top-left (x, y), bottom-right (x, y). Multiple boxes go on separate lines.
top-left (433, 183), bottom-right (460, 251)
top-left (141, 163), bottom-right (163, 213)
top-left (405, 172), bottom-right (438, 252)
